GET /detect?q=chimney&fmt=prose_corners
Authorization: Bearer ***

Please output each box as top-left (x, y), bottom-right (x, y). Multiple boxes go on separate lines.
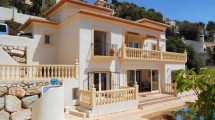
top-left (95, 0), bottom-right (107, 7)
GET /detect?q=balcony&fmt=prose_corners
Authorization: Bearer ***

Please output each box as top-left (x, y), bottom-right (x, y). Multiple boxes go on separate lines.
top-left (91, 43), bottom-right (118, 60)
top-left (0, 59), bottom-right (79, 80)
top-left (120, 44), bottom-right (187, 63)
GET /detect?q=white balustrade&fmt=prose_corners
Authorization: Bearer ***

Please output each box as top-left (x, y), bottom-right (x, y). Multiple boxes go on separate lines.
top-left (123, 47), bottom-right (187, 62)
top-left (0, 63), bottom-right (79, 80)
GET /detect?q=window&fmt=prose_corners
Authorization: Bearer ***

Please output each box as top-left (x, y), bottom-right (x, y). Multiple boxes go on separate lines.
top-left (152, 44), bottom-right (156, 50)
top-left (129, 42), bottom-right (139, 48)
top-left (94, 30), bottom-right (110, 56)
top-left (0, 25), bottom-right (6, 32)
top-left (44, 35), bottom-right (52, 44)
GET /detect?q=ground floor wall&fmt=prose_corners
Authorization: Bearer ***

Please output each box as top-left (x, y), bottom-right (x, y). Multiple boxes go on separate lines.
top-left (80, 59), bottom-right (186, 93)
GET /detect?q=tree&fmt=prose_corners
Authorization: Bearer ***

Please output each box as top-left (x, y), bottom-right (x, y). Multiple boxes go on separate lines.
top-left (166, 36), bottom-right (203, 73)
top-left (186, 46), bottom-right (203, 73)
top-left (113, 1), bottom-right (164, 23)
top-left (179, 21), bottom-right (201, 41)
top-left (175, 68), bottom-right (215, 120)
top-left (206, 21), bottom-right (215, 31)
top-left (30, 0), bottom-right (42, 16)
top-left (4, 20), bottom-right (22, 35)
top-left (0, 0), bottom-right (10, 7)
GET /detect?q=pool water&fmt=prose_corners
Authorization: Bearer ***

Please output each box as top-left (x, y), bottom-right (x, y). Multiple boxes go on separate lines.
top-left (176, 107), bottom-right (215, 120)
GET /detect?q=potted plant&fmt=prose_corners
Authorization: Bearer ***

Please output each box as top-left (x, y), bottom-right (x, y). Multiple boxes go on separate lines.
top-left (109, 48), bottom-right (114, 56)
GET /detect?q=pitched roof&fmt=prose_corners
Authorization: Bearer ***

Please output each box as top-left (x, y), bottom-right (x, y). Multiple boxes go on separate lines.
top-left (44, 0), bottom-right (113, 16)
top-left (19, 18), bottom-right (59, 31)
top-left (205, 42), bottom-right (215, 47)
top-left (20, 9), bottom-right (168, 32)
top-left (136, 18), bottom-right (170, 28)
top-left (77, 9), bottom-right (166, 32)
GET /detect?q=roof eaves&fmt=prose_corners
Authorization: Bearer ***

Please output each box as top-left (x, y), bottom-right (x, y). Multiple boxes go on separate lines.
top-left (78, 9), bottom-right (165, 32)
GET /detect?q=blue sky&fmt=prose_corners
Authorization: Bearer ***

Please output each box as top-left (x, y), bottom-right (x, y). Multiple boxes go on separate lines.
top-left (88, 0), bottom-right (215, 24)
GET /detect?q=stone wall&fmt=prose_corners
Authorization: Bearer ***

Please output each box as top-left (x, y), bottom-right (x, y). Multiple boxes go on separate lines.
top-left (0, 80), bottom-right (63, 120)
top-left (0, 45), bottom-right (26, 64)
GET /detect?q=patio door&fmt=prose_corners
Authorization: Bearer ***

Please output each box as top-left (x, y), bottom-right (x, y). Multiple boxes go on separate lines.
top-left (94, 72), bottom-right (110, 91)
top-left (151, 70), bottom-right (159, 91)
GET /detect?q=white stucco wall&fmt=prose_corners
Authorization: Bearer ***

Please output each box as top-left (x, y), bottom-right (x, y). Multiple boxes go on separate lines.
top-left (32, 87), bottom-right (64, 120)
top-left (185, 40), bottom-right (205, 53)
top-left (78, 16), bottom-right (166, 89)
top-left (0, 35), bottom-right (36, 64)
top-left (0, 47), bottom-right (18, 64)
top-left (57, 19), bottom-right (80, 65)
top-left (0, 7), bottom-right (44, 24)
top-left (29, 25), bottom-right (59, 64)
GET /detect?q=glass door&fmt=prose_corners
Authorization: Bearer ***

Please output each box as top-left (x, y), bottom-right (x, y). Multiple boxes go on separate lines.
top-left (151, 70), bottom-right (159, 91)
top-left (94, 72), bottom-right (110, 91)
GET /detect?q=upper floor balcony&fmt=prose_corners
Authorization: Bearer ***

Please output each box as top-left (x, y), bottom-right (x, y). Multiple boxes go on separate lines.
top-left (120, 44), bottom-right (187, 63)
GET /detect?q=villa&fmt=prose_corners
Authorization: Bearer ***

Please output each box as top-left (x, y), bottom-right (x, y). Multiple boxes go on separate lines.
top-left (0, 0), bottom-right (187, 118)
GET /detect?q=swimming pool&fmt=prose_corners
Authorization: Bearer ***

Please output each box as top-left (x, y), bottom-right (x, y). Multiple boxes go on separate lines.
top-left (176, 107), bottom-right (215, 120)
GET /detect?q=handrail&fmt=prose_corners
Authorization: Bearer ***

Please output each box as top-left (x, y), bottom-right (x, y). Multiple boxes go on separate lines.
top-left (164, 82), bottom-right (177, 95)
top-left (79, 83), bottom-right (139, 108)
top-left (0, 59), bottom-right (79, 80)
top-left (120, 43), bottom-right (187, 62)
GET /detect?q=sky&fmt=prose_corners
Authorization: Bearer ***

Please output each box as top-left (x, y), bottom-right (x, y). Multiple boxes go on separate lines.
top-left (88, 0), bottom-right (215, 24)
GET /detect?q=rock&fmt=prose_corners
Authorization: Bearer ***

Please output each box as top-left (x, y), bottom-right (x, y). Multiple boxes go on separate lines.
top-left (13, 46), bottom-right (18, 49)
top-left (0, 110), bottom-right (10, 120)
top-left (9, 87), bottom-right (25, 98)
top-left (6, 84), bottom-right (11, 88)
top-left (17, 46), bottom-right (25, 51)
top-left (0, 87), bottom-right (7, 97)
top-left (21, 95), bottom-right (38, 109)
top-left (0, 84), bottom-right (7, 87)
top-left (10, 50), bottom-right (25, 57)
top-left (7, 46), bottom-right (13, 50)
top-left (10, 109), bottom-right (31, 120)
top-left (25, 87), bottom-right (41, 95)
top-left (5, 95), bottom-right (21, 112)
top-left (12, 56), bottom-right (26, 63)
top-left (0, 97), bottom-right (4, 110)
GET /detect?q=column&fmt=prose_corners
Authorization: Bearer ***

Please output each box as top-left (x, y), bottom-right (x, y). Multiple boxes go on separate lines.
top-left (134, 69), bottom-right (137, 84)
top-left (156, 37), bottom-right (161, 51)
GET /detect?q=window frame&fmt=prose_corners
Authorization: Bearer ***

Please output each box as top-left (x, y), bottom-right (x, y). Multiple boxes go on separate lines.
top-left (43, 33), bottom-right (54, 45)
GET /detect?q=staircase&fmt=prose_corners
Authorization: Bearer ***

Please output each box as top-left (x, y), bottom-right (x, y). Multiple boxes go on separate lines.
top-left (138, 93), bottom-right (177, 109)
top-left (69, 106), bottom-right (91, 118)
top-left (65, 100), bottom-right (91, 118)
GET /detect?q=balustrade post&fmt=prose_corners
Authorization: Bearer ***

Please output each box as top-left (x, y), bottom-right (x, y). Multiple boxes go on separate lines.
top-left (160, 51), bottom-right (163, 60)
top-left (121, 43), bottom-right (127, 59)
top-left (174, 82), bottom-right (177, 96)
top-left (184, 50), bottom-right (187, 62)
top-left (134, 82), bottom-right (139, 100)
top-left (90, 84), bottom-right (96, 108)
top-left (75, 59), bottom-right (79, 79)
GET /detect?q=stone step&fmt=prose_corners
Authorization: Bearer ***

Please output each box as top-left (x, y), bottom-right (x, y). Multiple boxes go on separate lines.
top-left (76, 106), bottom-right (92, 117)
top-left (139, 92), bottom-right (160, 97)
top-left (64, 106), bottom-right (77, 114)
top-left (138, 97), bottom-right (177, 108)
top-left (139, 95), bottom-right (175, 103)
top-left (69, 110), bottom-right (87, 118)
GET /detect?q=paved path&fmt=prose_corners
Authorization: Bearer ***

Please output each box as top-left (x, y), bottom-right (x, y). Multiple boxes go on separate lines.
top-left (65, 95), bottom-right (197, 120)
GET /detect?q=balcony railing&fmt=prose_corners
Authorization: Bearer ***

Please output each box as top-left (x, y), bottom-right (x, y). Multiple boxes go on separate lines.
top-left (79, 83), bottom-right (138, 108)
top-left (163, 83), bottom-right (177, 95)
top-left (120, 44), bottom-right (187, 62)
top-left (93, 43), bottom-right (118, 56)
top-left (0, 59), bottom-right (79, 80)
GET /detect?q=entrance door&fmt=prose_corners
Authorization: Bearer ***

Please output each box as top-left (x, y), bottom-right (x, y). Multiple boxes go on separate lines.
top-left (94, 72), bottom-right (110, 91)
top-left (151, 70), bottom-right (159, 91)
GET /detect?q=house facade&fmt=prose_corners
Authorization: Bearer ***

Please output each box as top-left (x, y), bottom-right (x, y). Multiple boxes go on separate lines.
top-left (0, 0), bottom-right (187, 117)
